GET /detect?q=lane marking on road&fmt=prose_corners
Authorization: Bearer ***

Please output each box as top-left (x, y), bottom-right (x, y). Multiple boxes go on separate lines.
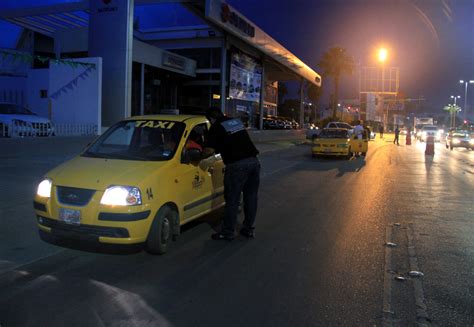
top-left (383, 225), bottom-right (394, 327)
top-left (407, 224), bottom-right (431, 326)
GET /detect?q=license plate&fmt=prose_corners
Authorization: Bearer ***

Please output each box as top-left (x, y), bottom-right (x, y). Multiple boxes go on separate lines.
top-left (59, 208), bottom-right (81, 225)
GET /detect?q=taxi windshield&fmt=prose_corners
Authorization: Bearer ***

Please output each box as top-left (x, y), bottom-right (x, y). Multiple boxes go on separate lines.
top-left (82, 120), bottom-right (185, 161)
top-left (319, 130), bottom-right (349, 139)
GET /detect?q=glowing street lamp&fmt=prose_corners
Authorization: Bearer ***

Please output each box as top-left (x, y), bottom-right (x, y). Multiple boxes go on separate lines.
top-left (377, 48), bottom-right (388, 63)
top-left (459, 80), bottom-right (474, 119)
top-left (450, 95), bottom-right (461, 106)
top-left (377, 47), bottom-right (389, 126)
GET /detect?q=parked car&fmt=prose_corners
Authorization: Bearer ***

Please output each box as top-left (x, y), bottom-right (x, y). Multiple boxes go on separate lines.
top-left (0, 103), bottom-right (54, 137)
top-left (445, 130), bottom-right (473, 150)
top-left (263, 117), bottom-right (276, 129)
top-left (34, 115), bottom-right (225, 254)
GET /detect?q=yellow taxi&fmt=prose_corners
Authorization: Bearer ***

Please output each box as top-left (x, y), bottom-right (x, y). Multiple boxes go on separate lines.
top-left (311, 128), bottom-right (368, 158)
top-left (33, 115), bottom-right (224, 254)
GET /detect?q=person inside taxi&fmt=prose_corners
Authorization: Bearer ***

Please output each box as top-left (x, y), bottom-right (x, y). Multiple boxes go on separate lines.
top-left (185, 127), bottom-right (204, 151)
top-left (202, 107), bottom-right (260, 241)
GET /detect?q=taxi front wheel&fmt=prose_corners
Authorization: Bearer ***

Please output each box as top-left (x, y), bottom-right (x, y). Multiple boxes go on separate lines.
top-left (146, 205), bottom-right (177, 255)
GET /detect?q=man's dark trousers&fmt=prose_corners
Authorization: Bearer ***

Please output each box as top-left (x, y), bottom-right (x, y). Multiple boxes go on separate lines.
top-left (222, 156), bottom-right (260, 236)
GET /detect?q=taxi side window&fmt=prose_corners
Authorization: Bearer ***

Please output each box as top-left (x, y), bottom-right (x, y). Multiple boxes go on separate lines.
top-left (184, 124), bottom-right (207, 152)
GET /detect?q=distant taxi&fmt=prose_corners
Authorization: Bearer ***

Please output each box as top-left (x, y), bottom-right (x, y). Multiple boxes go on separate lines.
top-left (33, 115), bottom-right (224, 254)
top-left (312, 128), bottom-right (368, 158)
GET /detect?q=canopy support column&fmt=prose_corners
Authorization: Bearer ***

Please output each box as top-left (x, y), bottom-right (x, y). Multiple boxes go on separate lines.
top-left (299, 79), bottom-right (305, 126)
top-left (259, 61), bottom-right (265, 130)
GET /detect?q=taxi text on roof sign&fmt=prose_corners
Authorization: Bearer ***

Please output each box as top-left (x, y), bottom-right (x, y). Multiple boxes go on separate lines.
top-left (135, 120), bottom-right (176, 129)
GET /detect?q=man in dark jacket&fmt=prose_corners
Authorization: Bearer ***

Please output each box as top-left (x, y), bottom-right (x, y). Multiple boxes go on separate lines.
top-left (203, 107), bottom-right (260, 240)
top-left (394, 126), bottom-right (400, 145)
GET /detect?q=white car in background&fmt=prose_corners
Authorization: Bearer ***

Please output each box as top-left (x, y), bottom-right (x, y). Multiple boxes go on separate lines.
top-left (0, 103), bottom-right (54, 137)
top-left (419, 125), bottom-right (441, 142)
top-left (326, 121), bottom-right (354, 136)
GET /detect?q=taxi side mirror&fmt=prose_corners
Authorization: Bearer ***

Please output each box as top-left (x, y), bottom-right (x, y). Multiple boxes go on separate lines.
top-left (183, 148), bottom-right (202, 164)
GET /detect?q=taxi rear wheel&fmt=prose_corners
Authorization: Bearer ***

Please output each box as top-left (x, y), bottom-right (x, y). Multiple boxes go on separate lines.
top-left (146, 205), bottom-right (177, 255)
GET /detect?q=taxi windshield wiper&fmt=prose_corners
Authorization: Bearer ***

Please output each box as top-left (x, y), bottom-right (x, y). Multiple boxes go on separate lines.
top-left (112, 153), bottom-right (149, 161)
top-left (81, 152), bottom-right (115, 159)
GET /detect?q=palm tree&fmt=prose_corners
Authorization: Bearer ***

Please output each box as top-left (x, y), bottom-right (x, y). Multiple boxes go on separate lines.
top-left (318, 47), bottom-right (355, 119)
top-left (444, 104), bottom-right (461, 128)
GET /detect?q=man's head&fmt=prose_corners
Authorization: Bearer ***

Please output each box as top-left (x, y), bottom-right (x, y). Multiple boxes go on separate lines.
top-left (205, 107), bottom-right (224, 123)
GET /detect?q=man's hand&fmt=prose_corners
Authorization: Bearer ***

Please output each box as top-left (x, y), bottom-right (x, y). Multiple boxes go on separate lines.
top-left (202, 147), bottom-right (215, 158)
top-left (199, 151), bottom-right (217, 170)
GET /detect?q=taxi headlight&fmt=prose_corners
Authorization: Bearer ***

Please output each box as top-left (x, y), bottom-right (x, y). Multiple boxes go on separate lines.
top-left (452, 139), bottom-right (461, 144)
top-left (37, 179), bottom-right (52, 198)
top-left (101, 186), bottom-right (142, 206)
top-left (469, 139), bottom-right (474, 145)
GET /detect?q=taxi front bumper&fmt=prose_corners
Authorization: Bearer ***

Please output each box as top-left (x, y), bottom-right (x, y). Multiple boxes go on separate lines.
top-left (34, 192), bottom-right (154, 245)
top-left (312, 146), bottom-right (349, 156)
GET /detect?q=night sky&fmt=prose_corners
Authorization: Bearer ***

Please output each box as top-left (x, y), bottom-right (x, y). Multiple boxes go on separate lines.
top-left (228, 0), bottom-right (474, 112)
top-left (1, 0), bottom-right (473, 113)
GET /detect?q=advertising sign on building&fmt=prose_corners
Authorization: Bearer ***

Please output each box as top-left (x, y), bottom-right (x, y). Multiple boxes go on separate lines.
top-left (229, 52), bottom-right (262, 102)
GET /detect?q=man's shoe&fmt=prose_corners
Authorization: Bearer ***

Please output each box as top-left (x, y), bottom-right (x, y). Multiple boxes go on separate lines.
top-left (240, 229), bottom-right (255, 239)
top-left (211, 232), bottom-right (234, 241)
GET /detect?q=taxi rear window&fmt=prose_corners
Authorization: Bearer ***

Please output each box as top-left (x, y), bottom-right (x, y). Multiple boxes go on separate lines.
top-left (319, 130), bottom-right (349, 139)
top-left (82, 120), bottom-right (186, 161)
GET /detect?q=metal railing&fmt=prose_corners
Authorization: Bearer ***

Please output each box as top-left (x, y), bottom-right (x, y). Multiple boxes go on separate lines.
top-left (0, 123), bottom-right (98, 138)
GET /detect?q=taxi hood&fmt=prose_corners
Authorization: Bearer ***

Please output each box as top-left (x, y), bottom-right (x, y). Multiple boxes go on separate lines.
top-left (47, 155), bottom-right (168, 190)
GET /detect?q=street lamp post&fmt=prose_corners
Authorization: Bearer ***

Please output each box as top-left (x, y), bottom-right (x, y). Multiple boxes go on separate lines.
top-left (450, 95), bottom-right (461, 127)
top-left (459, 80), bottom-right (474, 120)
top-left (378, 48), bottom-right (388, 127)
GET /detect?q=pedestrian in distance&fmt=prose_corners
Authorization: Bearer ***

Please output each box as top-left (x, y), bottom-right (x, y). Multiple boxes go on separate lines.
top-left (203, 107), bottom-right (261, 241)
top-left (394, 126), bottom-right (400, 146)
top-left (378, 124), bottom-right (384, 138)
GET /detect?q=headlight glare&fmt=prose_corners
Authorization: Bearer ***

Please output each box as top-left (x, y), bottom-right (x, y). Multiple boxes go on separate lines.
top-left (101, 186), bottom-right (142, 206)
top-left (453, 139), bottom-right (460, 144)
top-left (469, 139), bottom-right (474, 144)
top-left (37, 179), bottom-right (52, 198)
